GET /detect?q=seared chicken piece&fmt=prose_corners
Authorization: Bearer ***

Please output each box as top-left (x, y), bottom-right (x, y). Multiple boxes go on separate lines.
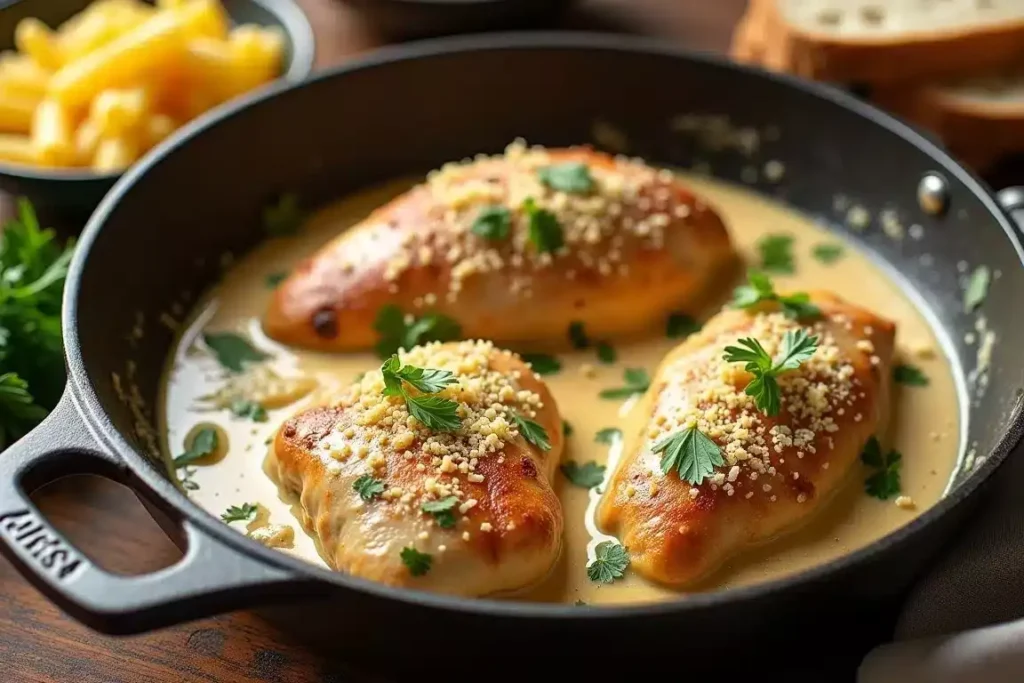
top-left (597, 291), bottom-right (895, 587)
top-left (264, 140), bottom-right (736, 352)
top-left (268, 340), bottom-right (564, 596)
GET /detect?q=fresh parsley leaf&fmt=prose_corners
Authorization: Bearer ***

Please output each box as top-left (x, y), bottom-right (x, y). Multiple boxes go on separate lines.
top-left (562, 420), bottom-right (573, 437)
top-left (422, 495), bottom-right (459, 529)
top-left (400, 546), bottom-right (432, 576)
top-left (894, 364), bottom-right (929, 387)
top-left (203, 332), bottom-right (269, 373)
top-left (353, 475), bottom-right (385, 501)
top-left (653, 426), bottom-right (724, 485)
top-left (568, 321), bottom-right (589, 349)
top-left (560, 460), bottom-right (606, 488)
top-left (380, 355), bottom-right (458, 394)
top-left (522, 353), bottom-right (561, 375)
top-left (173, 427), bottom-right (219, 468)
top-left (596, 342), bottom-right (616, 364)
top-left (221, 503), bottom-right (257, 523)
top-left (667, 313), bottom-right (700, 339)
top-left (373, 305), bottom-right (462, 359)
top-left (513, 413), bottom-right (551, 451)
top-left (723, 329), bottom-right (819, 416)
top-left (586, 541), bottom-right (629, 583)
top-left (265, 271), bottom-right (288, 287)
top-left (595, 427), bottom-right (622, 444)
top-left (0, 373), bottom-right (46, 452)
top-left (860, 436), bottom-right (884, 468)
top-left (471, 205), bottom-right (511, 240)
top-left (964, 265), bottom-right (990, 313)
top-left (599, 367), bottom-right (650, 400)
top-left (537, 162), bottom-right (595, 194)
top-left (730, 271), bottom-right (821, 320)
top-left (757, 233), bottom-right (795, 273)
top-left (812, 243), bottom-right (844, 264)
top-left (522, 197), bottom-right (564, 254)
top-left (407, 395), bottom-right (461, 431)
top-left (230, 399), bottom-right (268, 422)
top-left (263, 192), bottom-right (304, 237)
top-left (864, 447), bottom-right (902, 500)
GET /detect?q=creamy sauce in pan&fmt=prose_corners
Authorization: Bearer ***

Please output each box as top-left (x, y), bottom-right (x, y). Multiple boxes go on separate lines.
top-left (159, 173), bottom-right (960, 605)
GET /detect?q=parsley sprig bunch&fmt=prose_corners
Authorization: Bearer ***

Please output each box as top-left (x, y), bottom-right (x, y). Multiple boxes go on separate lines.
top-left (380, 355), bottom-right (461, 431)
top-left (723, 328), bottom-right (819, 417)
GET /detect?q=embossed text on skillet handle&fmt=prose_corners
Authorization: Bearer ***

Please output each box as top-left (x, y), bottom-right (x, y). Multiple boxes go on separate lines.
top-left (0, 386), bottom-right (320, 635)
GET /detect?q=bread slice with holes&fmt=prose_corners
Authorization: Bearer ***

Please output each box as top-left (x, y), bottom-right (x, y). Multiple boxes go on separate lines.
top-left (737, 0), bottom-right (1024, 85)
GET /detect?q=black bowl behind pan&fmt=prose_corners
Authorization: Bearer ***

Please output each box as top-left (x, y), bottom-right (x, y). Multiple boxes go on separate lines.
top-left (58, 33), bottom-right (1024, 674)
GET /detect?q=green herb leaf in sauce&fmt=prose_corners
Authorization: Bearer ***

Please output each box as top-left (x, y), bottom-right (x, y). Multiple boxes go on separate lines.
top-left (471, 205), bottom-right (511, 241)
top-left (964, 265), bottom-right (990, 313)
top-left (595, 427), bottom-right (622, 444)
top-left (757, 233), bottom-right (795, 274)
top-left (560, 460), bottom-right (606, 488)
top-left (173, 427), bottom-right (218, 468)
top-left (812, 243), bottom-right (844, 264)
top-left (731, 271), bottom-right (821, 320)
top-left (596, 342), bottom-right (616, 364)
top-left (203, 332), bottom-right (269, 373)
top-left (653, 426), bottom-right (724, 486)
top-left (400, 546), bottom-right (432, 577)
top-left (230, 399), bottom-right (268, 422)
top-left (522, 197), bottom-right (564, 254)
top-left (263, 192), bottom-right (304, 237)
top-left (562, 420), bottom-right (574, 437)
top-left (537, 162), bottom-right (595, 194)
top-left (568, 321), bottom-right (590, 349)
top-left (586, 541), bottom-right (629, 584)
top-left (373, 305), bottom-right (462, 360)
top-left (265, 271), bottom-right (288, 288)
top-left (513, 413), bottom-right (551, 452)
top-left (522, 353), bottom-right (561, 375)
top-left (894, 364), bottom-right (929, 387)
top-left (599, 367), bottom-right (650, 400)
top-left (421, 495), bottom-right (459, 529)
top-left (221, 503), bottom-right (257, 523)
top-left (353, 475), bottom-right (385, 502)
top-left (723, 329), bottom-right (819, 417)
top-left (861, 437), bottom-right (902, 500)
top-left (666, 313), bottom-right (701, 339)
top-left (860, 436), bottom-right (884, 468)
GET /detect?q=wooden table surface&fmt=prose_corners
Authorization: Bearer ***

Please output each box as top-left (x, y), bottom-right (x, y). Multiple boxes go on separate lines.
top-left (0, 1), bottom-right (750, 681)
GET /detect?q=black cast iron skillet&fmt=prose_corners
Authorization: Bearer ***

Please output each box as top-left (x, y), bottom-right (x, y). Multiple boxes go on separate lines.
top-left (2, 32), bottom-right (1024, 678)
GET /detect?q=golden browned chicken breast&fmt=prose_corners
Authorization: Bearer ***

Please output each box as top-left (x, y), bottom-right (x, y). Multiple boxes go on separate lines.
top-left (268, 340), bottom-right (564, 596)
top-left (597, 288), bottom-right (895, 587)
top-left (263, 140), bottom-right (736, 352)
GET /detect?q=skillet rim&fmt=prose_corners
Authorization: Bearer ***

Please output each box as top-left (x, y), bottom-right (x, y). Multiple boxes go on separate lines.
top-left (64, 30), bottom-right (1024, 620)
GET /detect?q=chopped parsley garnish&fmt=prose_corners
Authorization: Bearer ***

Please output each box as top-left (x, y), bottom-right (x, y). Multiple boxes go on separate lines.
top-left (599, 367), bottom-right (650, 400)
top-left (265, 271), bottom-right (288, 287)
top-left (568, 321), bottom-right (589, 349)
top-left (230, 399), bottom-right (268, 422)
top-left (522, 197), bottom-right (564, 254)
top-left (596, 342), bottom-right (616, 364)
top-left (861, 436), bottom-right (902, 500)
top-left (757, 233), bottom-right (795, 273)
top-left (731, 271), bottom-right (821, 320)
top-left (595, 427), bottom-right (622, 444)
top-left (400, 546), bottom-right (432, 576)
top-left (653, 426), bottom-right (724, 485)
top-left (380, 355), bottom-right (461, 431)
top-left (203, 332), bottom-right (269, 373)
top-left (894, 363), bottom-right (929, 387)
top-left (562, 420), bottom-right (573, 437)
top-left (560, 460), bottom-right (606, 488)
top-left (667, 313), bottom-right (701, 339)
top-left (522, 353), bottom-right (561, 375)
top-left (421, 495), bottom-right (459, 528)
top-left (173, 427), bottom-right (218, 468)
top-left (373, 305), bottom-right (461, 360)
top-left (221, 503), bottom-right (257, 523)
top-left (353, 475), bottom-right (385, 502)
top-left (964, 265), bottom-right (990, 313)
top-left (812, 243), bottom-right (844, 264)
top-left (513, 413), bottom-right (551, 451)
top-left (586, 541), bottom-right (629, 583)
top-left (471, 205), bottom-right (511, 240)
top-left (537, 162), bottom-right (595, 194)
top-left (263, 192), bottom-right (304, 237)
top-left (723, 329), bottom-right (819, 417)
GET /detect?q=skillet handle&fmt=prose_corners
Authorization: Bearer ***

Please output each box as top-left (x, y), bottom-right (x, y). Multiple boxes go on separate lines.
top-left (996, 187), bottom-right (1024, 233)
top-left (0, 386), bottom-right (318, 635)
